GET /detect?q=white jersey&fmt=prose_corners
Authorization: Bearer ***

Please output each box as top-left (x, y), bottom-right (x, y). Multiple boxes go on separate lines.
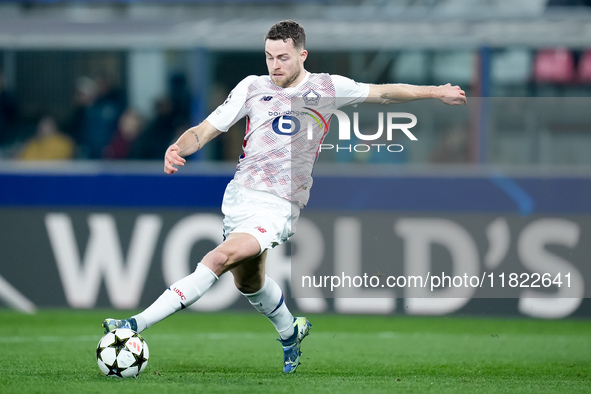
top-left (206, 72), bottom-right (369, 207)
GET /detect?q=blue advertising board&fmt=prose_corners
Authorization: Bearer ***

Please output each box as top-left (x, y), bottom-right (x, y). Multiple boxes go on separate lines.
top-left (0, 166), bottom-right (589, 318)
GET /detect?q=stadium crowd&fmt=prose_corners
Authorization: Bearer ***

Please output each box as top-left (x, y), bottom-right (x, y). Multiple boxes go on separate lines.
top-left (2, 43), bottom-right (590, 165)
top-left (0, 72), bottom-right (191, 161)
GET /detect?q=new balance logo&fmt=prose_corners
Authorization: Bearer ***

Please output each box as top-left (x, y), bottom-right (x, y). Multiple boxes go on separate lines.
top-left (255, 226), bottom-right (267, 233)
top-left (261, 96), bottom-right (273, 101)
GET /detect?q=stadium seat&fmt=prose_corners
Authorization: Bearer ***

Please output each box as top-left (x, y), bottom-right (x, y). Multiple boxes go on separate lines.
top-left (577, 49), bottom-right (591, 83)
top-left (391, 51), bottom-right (428, 85)
top-left (432, 50), bottom-right (474, 86)
top-left (491, 48), bottom-right (532, 85)
top-left (533, 48), bottom-right (575, 84)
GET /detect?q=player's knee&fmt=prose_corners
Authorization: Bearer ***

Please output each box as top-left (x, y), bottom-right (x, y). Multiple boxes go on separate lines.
top-left (202, 250), bottom-right (229, 275)
top-left (202, 248), bottom-right (253, 275)
top-left (222, 243), bottom-right (259, 265)
top-left (201, 236), bottom-right (261, 276)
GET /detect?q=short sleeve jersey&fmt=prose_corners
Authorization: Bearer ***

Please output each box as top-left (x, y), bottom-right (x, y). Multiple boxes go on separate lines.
top-left (206, 72), bottom-right (369, 207)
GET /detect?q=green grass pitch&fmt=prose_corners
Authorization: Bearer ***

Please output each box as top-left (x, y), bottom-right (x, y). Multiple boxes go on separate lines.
top-left (0, 309), bottom-right (589, 393)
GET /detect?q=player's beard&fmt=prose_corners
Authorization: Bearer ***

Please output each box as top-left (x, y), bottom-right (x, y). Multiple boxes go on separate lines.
top-left (273, 67), bottom-right (302, 88)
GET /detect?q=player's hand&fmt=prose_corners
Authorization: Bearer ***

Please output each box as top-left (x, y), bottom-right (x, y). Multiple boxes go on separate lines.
top-left (438, 83), bottom-right (467, 106)
top-left (164, 144), bottom-right (186, 174)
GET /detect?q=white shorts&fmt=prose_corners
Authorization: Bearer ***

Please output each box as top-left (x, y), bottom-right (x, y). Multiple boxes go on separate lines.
top-left (221, 180), bottom-right (301, 252)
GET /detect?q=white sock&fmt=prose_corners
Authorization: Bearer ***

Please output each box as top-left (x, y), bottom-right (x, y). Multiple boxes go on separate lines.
top-left (133, 263), bottom-right (218, 332)
top-left (242, 275), bottom-right (295, 341)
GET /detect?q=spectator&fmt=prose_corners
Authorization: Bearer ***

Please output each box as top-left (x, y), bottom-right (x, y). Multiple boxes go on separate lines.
top-left (0, 71), bottom-right (18, 147)
top-left (133, 97), bottom-right (177, 159)
top-left (169, 73), bottom-right (192, 129)
top-left (19, 115), bottom-right (74, 160)
top-left (103, 109), bottom-right (144, 159)
top-left (79, 75), bottom-right (125, 159)
top-left (65, 76), bottom-right (96, 148)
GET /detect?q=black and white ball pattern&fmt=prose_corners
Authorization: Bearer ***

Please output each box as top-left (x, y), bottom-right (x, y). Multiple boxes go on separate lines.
top-left (96, 328), bottom-right (149, 378)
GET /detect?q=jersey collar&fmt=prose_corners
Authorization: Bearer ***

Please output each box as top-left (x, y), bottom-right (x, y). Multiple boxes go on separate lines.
top-left (283, 71), bottom-right (310, 91)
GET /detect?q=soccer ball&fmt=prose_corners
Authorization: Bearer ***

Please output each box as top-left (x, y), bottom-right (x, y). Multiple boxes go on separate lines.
top-left (96, 328), bottom-right (149, 378)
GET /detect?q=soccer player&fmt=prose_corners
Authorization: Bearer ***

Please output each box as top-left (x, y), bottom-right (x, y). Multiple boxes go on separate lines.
top-left (103, 20), bottom-right (466, 373)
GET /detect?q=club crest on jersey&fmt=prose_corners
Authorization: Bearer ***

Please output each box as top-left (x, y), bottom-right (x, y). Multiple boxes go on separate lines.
top-left (303, 89), bottom-right (320, 106)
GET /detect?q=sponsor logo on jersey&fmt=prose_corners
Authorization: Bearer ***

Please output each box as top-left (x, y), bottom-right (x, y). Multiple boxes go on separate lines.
top-left (255, 226), bottom-right (267, 233)
top-left (272, 115), bottom-right (302, 135)
top-left (261, 96), bottom-right (273, 101)
top-left (270, 107), bottom-right (328, 136)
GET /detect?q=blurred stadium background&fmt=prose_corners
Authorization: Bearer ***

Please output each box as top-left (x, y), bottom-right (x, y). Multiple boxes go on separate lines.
top-left (0, 0), bottom-right (590, 319)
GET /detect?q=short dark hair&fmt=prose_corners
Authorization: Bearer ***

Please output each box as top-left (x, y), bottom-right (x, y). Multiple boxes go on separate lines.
top-left (265, 20), bottom-right (306, 50)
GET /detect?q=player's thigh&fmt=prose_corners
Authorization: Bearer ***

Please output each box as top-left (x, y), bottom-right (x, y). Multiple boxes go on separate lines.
top-left (202, 232), bottom-right (261, 276)
top-left (221, 232), bottom-right (262, 261)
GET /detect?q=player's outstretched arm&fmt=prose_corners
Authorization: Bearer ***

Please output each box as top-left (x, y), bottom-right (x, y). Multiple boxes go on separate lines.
top-left (164, 120), bottom-right (222, 174)
top-left (365, 83), bottom-right (466, 106)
